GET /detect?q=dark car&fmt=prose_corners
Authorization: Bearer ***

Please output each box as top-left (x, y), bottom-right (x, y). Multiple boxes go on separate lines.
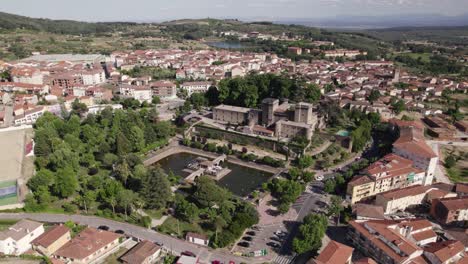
top-left (243, 236), bottom-right (253, 241)
top-left (182, 251), bottom-right (196, 257)
top-left (98, 225), bottom-right (110, 231)
top-left (267, 242), bottom-right (280, 248)
top-left (237, 241), bottom-right (250, 248)
top-left (270, 236), bottom-right (281, 242)
top-left (246, 231), bottom-right (256, 236)
top-left (114, 229), bottom-right (125, 234)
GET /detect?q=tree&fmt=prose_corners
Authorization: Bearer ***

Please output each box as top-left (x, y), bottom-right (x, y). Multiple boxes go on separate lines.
top-left (292, 214), bottom-right (328, 254)
top-left (53, 166), bottom-right (78, 198)
top-left (116, 132), bottom-right (131, 156)
top-left (101, 180), bottom-right (124, 214)
top-left (79, 190), bottom-right (96, 214)
top-left (304, 84), bottom-right (321, 103)
top-left (367, 89), bottom-right (381, 102)
top-left (193, 176), bottom-right (231, 208)
top-left (444, 155), bottom-right (457, 168)
top-left (175, 195), bottom-right (199, 222)
top-left (115, 159), bottom-right (132, 186)
top-left (391, 99), bottom-right (406, 115)
top-left (328, 196), bottom-right (343, 225)
top-left (190, 93), bottom-right (207, 110)
top-left (324, 179), bottom-right (336, 194)
top-left (298, 155), bottom-right (314, 169)
top-left (118, 189), bottom-right (138, 219)
top-left (205, 86), bottom-right (220, 106)
top-left (128, 126), bottom-right (145, 152)
top-left (71, 99), bottom-right (88, 116)
top-left (140, 167), bottom-right (172, 209)
top-left (152, 96), bottom-right (161, 105)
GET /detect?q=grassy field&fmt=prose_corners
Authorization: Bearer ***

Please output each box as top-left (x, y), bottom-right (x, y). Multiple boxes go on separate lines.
top-left (442, 145), bottom-right (468, 183)
top-left (393, 52), bottom-right (432, 63)
top-left (158, 216), bottom-right (209, 239)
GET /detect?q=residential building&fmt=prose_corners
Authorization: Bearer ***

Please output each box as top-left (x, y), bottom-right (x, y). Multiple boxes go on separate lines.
top-left (53, 227), bottom-right (121, 264)
top-left (186, 232), bottom-right (209, 247)
top-left (80, 69), bottom-right (106, 85)
top-left (11, 67), bottom-right (44, 85)
top-left (392, 124), bottom-right (438, 186)
top-left (181, 81), bottom-right (212, 96)
top-left (348, 219), bottom-right (424, 264)
top-left (120, 240), bottom-right (161, 264)
top-left (375, 185), bottom-right (430, 214)
top-left (288, 47), bottom-right (302, 55)
top-left (347, 154), bottom-right (426, 204)
top-left (310, 240), bottom-right (353, 264)
top-left (119, 84), bottom-right (152, 103)
top-left (32, 225), bottom-right (71, 256)
top-left (213, 104), bottom-right (251, 125)
top-left (424, 240), bottom-right (466, 264)
top-left (353, 204), bottom-right (386, 221)
top-left (150, 80), bottom-right (177, 99)
top-left (0, 219), bottom-right (44, 255)
top-left (430, 197), bottom-right (468, 225)
top-left (14, 106), bottom-right (46, 126)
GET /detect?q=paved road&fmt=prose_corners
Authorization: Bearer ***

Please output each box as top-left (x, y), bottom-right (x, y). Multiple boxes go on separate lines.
top-left (0, 213), bottom-right (268, 264)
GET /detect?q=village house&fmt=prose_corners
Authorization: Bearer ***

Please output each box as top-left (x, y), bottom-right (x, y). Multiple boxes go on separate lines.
top-left (32, 225), bottom-right (71, 256)
top-left (52, 227), bottom-right (121, 264)
top-left (120, 240), bottom-right (161, 264)
top-left (119, 84), bottom-right (152, 103)
top-left (0, 219), bottom-right (44, 255)
top-left (310, 240), bottom-right (353, 264)
top-left (430, 197), bottom-right (468, 225)
top-left (180, 81), bottom-right (212, 96)
top-left (423, 240), bottom-right (467, 264)
top-left (150, 80), bottom-right (177, 99)
top-left (186, 232), bottom-right (209, 247)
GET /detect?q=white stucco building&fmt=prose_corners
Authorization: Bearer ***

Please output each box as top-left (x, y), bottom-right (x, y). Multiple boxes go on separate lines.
top-left (0, 219), bottom-right (44, 255)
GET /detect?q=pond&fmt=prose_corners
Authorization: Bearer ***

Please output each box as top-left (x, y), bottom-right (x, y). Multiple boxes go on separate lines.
top-left (206, 41), bottom-right (246, 49)
top-left (155, 152), bottom-right (272, 197)
top-left (336, 130), bottom-right (350, 137)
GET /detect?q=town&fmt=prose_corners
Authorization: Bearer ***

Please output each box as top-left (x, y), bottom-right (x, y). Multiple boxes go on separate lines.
top-left (0, 9), bottom-right (467, 264)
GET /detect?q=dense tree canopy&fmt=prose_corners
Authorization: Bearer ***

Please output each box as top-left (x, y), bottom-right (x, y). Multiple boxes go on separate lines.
top-left (28, 108), bottom-right (175, 217)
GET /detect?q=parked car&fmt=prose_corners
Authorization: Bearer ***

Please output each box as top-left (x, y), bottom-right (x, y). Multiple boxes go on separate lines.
top-left (267, 242), bottom-right (281, 248)
top-left (182, 251), bottom-right (196, 257)
top-left (98, 225), bottom-right (110, 231)
top-left (114, 229), bottom-right (125, 234)
top-left (243, 236), bottom-right (253, 241)
top-left (246, 231), bottom-right (256, 236)
top-left (237, 241), bottom-right (250, 248)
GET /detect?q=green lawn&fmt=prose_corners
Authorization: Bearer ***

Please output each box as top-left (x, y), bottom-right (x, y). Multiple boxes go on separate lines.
top-left (0, 181), bottom-right (16, 189)
top-left (158, 216), bottom-right (208, 239)
top-left (447, 167), bottom-right (468, 183)
top-left (0, 194), bottom-right (18, 206)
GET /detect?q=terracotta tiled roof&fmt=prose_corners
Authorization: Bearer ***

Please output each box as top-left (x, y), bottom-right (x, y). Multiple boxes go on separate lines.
top-left (349, 220), bottom-right (422, 264)
top-left (120, 240), bottom-right (160, 264)
top-left (348, 175), bottom-right (373, 187)
top-left (32, 225), bottom-right (70, 248)
top-left (53, 228), bottom-right (121, 261)
top-left (424, 240), bottom-right (465, 263)
top-left (354, 257), bottom-right (377, 264)
top-left (353, 204), bottom-right (386, 220)
top-left (314, 240), bottom-right (354, 264)
top-left (378, 185), bottom-right (431, 200)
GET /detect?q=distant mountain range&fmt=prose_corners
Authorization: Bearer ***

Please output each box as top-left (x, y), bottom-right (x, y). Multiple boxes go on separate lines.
top-left (273, 14), bottom-right (468, 29)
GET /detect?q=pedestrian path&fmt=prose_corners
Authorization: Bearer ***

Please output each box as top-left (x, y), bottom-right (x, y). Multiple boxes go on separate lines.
top-left (272, 254), bottom-right (296, 264)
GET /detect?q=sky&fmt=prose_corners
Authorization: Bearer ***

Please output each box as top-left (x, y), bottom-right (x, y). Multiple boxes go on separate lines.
top-left (0, 0), bottom-right (467, 22)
